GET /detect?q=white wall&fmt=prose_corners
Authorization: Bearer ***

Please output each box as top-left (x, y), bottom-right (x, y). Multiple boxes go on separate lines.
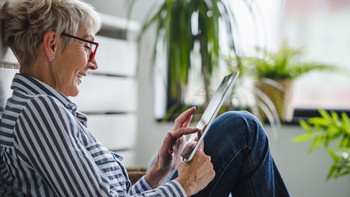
top-left (85, 1), bottom-right (350, 196)
top-left (267, 125), bottom-right (349, 197)
top-left (82, 0), bottom-right (162, 166)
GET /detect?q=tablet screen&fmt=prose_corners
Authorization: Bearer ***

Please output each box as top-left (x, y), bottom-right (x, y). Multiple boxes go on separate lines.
top-left (183, 71), bottom-right (238, 162)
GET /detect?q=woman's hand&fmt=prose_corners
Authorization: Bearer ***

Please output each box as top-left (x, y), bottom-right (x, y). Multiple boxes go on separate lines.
top-left (176, 124), bottom-right (214, 196)
top-left (145, 107), bottom-right (200, 188)
top-left (161, 107), bottom-right (199, 170)
top-left (175, 144), bottom-right (215, 196)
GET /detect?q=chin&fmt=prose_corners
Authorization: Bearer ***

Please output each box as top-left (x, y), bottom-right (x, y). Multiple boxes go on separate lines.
top-left (70, 90), bottom-right (80, 97)
top-left (65, 87), bottom-right (80, 97)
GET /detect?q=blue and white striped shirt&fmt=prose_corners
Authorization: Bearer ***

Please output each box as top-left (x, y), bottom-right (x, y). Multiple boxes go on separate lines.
top-left (0, 73), bottom-right (186, 197)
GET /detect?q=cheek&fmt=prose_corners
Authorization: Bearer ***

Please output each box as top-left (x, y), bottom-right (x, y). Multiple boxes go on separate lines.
top-left (71, 51), bottom-right (88, 71)
top-left (58, 61), bottom-right (83, 86)
top-left (69, 45), bottom-right (89, 64)
top-left (77, 47), bottom-right (90, 62)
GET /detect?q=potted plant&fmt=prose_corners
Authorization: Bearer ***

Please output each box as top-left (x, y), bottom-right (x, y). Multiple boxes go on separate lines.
top-left (241, 41), bottom-right (339, 122)
top-left (128, 0), bottom-right (257, 117)
top-left (293, 109), bottom-right (350, 179)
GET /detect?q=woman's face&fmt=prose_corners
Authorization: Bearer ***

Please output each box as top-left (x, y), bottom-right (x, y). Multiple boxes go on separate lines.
top-left (53, 25), bottom-right (98, 97)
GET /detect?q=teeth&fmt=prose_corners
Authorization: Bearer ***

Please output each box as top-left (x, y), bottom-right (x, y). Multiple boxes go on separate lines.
top-left (77, 73), bottom-right (83, 79)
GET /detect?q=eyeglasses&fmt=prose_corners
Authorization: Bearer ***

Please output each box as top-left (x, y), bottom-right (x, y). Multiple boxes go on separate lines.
top-left (61, 33), bottom-right (99, 62)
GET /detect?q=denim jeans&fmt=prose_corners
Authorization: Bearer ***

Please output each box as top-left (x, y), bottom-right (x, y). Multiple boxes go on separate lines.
top-left (164, 111), bottom-right (289, 197)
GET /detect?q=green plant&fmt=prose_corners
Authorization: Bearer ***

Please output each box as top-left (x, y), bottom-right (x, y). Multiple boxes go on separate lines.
top-left (242, 41), bottom-right (339, 80)
top-left (235, 41), bottom-right (343, 123)
top-left (293, 109), bottom-right (350, 179)
top-left (128, 0), bottom-right (257, 111)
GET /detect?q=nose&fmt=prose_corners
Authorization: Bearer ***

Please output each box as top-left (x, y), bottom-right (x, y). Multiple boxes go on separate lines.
top-left (88, 58), bottom-right (98, 70)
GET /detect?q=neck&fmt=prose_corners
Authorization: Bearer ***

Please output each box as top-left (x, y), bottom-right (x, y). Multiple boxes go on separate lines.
top-left (20, 53), bottom-right (56, 89)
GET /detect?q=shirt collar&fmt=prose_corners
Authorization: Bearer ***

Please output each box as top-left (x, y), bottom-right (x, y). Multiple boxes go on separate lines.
top-left (11, 73), bottom-right (77, 111)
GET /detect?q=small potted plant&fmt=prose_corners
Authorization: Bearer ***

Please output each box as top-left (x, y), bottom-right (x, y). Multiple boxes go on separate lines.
top-left (293, 109), bottom-right (350, 179)
top-left (241, 41), bottom-right (339, 122)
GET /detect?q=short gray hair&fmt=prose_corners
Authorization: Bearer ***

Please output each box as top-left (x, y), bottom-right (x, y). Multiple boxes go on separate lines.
top-left (1, 0), bottom-right (101, 67)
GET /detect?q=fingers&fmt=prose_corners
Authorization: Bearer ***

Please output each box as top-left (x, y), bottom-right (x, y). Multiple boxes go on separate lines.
top-left (171, 127), bottom-right (199, 139)
top-left (182, 114), bottom-right (193, 128)
top-left (174, 107), bottom-right (196, 130)
top-left (197, 124), bottom-right (207, 151)
top-left (180, 141), bottom-right (196, 159)
top-left (161, 128), bottom-right (197, 156)
top-left (196, 124), bottom-right (206, 140)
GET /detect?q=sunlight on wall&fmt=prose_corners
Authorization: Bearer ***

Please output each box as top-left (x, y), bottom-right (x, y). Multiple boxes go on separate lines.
top-left (284, 0), bottom-right (350, 110)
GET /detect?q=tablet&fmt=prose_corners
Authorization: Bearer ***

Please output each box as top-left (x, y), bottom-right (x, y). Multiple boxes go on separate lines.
top-left (182, 71), bottom-right (239, 162)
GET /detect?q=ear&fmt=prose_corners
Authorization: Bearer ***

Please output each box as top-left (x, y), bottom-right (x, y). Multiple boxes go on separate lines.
top-left (43, 31), bottom-right (58, 62)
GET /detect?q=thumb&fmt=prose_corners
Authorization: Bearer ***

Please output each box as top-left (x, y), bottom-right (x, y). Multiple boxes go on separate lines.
top-left (196, 124), bottom-right (207, 151)
top-left (198, 140), bottom-right (205, 151)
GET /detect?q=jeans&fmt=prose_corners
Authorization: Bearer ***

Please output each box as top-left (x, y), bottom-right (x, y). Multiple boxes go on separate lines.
top-left (163, 111), bottom-right (289, 197)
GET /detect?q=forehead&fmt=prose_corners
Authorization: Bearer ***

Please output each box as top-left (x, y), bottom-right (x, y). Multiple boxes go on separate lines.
top-left (76, 25), bottom-right (95, 40)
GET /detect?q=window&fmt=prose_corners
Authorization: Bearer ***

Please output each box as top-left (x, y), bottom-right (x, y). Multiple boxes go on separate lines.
top-left (155, 0), bottom-right (350, 121)
top-left (283, 0), bottom-right (350, 112)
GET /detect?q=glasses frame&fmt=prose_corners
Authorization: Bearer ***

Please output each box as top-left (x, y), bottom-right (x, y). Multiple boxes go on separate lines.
top-left (61, 33), bottom-right (99, 62)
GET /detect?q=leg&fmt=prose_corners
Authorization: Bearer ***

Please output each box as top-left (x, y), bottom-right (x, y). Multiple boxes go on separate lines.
top-left (192, 111), bottom-right (289, 197)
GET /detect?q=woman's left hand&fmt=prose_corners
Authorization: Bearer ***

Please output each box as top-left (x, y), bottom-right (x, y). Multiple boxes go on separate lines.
top-left (145, 107), bottom-right (199, 188)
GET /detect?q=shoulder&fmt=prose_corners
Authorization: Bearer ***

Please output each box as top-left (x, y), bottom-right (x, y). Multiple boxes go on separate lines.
top-left (12, 94), bottom-right (79, 150)
top-left (13, 93), bottom-right (75, 133)
top-left (1, 92), bottom-right (68, 132)
top-left (15, 93), bottom-right (68, 119)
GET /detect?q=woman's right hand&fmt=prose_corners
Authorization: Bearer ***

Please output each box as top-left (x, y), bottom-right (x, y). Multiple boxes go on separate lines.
top-left (175, 147), bottom-right (215, 196)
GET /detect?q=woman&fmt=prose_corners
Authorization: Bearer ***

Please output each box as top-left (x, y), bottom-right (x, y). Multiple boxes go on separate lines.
top-left (0, 0), bottom-right (289, 196)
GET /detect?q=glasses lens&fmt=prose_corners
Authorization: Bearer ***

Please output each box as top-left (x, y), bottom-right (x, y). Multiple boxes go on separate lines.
top-left (90, 44), bottom-right (97, 53)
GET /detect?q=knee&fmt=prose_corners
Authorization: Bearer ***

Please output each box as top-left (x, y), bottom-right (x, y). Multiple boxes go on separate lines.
top-left (209, 111), bottom-right (267, 147)
top-left (215, 111), bottom-right (261, 131)
top-left (220, 110), bottom-right (257, 122)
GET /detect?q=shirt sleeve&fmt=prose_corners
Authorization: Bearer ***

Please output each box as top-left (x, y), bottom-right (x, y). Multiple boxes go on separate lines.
top-left (130, 177), bottom-right (187, 197)
top-left (13, 95), bottom-right (187, 197)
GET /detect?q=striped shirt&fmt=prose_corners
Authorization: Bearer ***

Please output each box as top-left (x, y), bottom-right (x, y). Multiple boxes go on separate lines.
top-left (0, 73), bottom-right (186, 197)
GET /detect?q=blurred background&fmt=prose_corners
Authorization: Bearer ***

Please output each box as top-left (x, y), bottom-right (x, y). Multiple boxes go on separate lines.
top-left (1, 0), bottom-right (349, 196)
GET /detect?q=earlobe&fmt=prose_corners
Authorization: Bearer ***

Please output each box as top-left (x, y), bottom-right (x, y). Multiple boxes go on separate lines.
top-left (43, 31), bottom-right (57, 62)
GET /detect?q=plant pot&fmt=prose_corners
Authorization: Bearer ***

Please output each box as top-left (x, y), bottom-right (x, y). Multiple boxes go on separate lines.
top-left (254, 79), bottom-right (294, 122)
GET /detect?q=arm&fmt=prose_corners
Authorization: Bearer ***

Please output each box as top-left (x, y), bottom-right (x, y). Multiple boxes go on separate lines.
top-left (14, 96), bottom-right (187, 197)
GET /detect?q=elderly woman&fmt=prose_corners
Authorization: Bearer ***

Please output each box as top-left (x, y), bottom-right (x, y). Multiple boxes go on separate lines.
top-left (0, 0), bottom-right (289, 196)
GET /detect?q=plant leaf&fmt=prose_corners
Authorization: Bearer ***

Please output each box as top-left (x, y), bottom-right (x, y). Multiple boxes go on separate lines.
top-left (308, 117), bottom-right (329, 127)
top-left (327, 164), bottom-right (337, 180)
top-left (299, 119), bottom-right (314, 134)
top-left (341, 112), bottom-right (350, 135)
top-left (319, 109), bottom-right (332, 122)
top-left (327, 148), bottom-right (338, 160)
top-left (292, 133), bottom-right (311, 142)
